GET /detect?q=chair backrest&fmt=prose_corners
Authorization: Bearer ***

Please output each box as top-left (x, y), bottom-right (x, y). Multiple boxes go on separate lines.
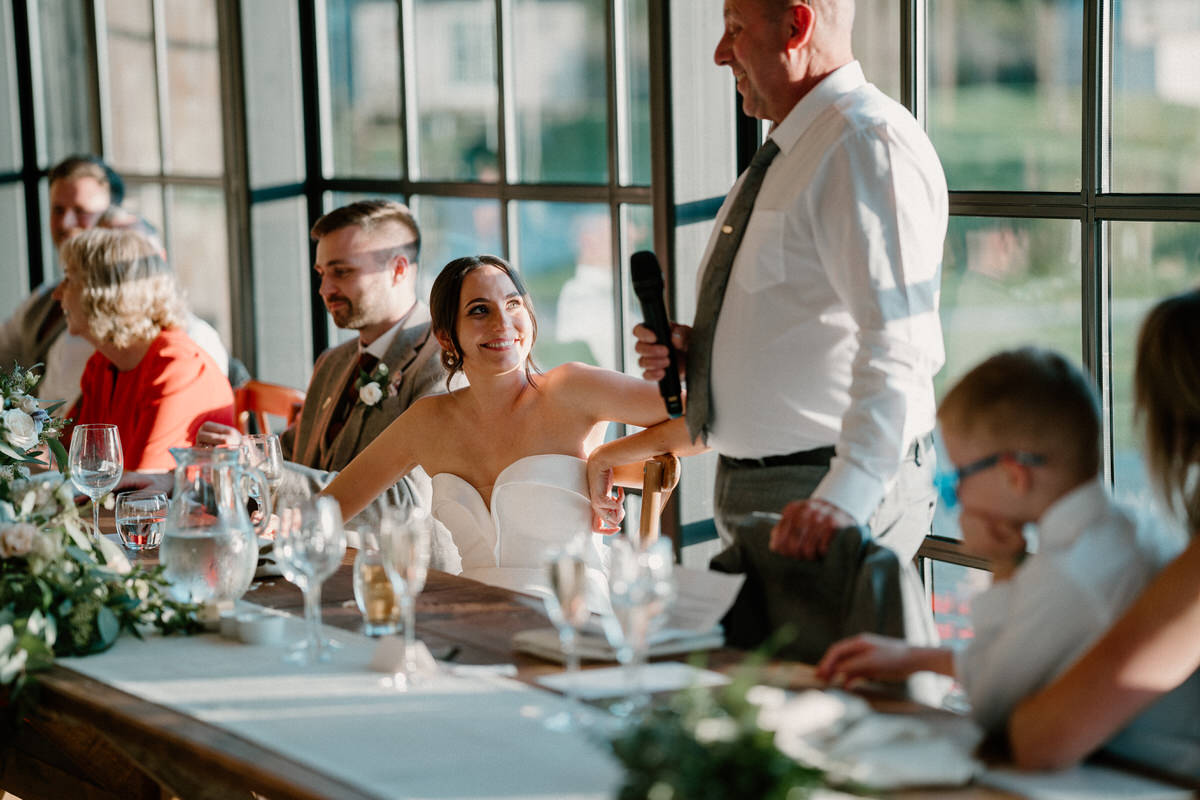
top-left (637, 454), bottom-right (680, 546)
top-left (234, 379), bottom-right (305, 435)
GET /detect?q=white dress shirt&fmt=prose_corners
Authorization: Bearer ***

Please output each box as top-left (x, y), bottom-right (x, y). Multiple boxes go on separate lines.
top-left (704, 61), bottom-right (948, 523)
top-left (955, 480), bottom-right (1183, 732)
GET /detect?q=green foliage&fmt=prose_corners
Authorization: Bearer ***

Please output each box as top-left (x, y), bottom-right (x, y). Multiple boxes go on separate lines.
top-left (609, 668), bottom-right (839, 800)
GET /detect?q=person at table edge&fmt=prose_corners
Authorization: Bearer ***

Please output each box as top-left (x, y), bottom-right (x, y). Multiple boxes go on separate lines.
top-left (194, 200), bottom-right (457, 562)
top-left (603, 0), bottom-right (948, 565)
top-left (0, 155), bottom-right (230, 409)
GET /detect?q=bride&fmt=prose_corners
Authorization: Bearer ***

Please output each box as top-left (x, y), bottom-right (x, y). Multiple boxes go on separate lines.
top-left (322, 255), bottom-right (671, 598)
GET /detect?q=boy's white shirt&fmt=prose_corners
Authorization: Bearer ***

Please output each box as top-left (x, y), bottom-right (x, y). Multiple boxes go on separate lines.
top-left (954, 478), bottom-right (1184, 732)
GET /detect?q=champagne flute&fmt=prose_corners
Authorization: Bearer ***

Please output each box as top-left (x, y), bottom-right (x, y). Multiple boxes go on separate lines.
top-left (69, 424), bottom-right (124, 537)
top-left (115, 489), bottom-right (168, 552)
top-left (381, 510), bottom-right (432, 687)
top-left (602, 536), bottom-right (675, 717)
top-left (275, 496), bottom-right (347, 664)
top-left (241, 434), bottom-right (283, 523)
top-left (541, 537), bottom-right (592, 731)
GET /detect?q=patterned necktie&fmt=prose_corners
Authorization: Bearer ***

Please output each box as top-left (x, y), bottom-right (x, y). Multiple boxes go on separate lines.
top-left (685, 138), bottom-right (781, 443)
top-left (326, 351), bottom-right (380, 446)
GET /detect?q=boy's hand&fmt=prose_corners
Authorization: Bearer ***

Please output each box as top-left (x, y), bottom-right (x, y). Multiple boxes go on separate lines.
top-left (960, 510), bottom-right (1025, 580)
top-left (815, 633), bottom-right (920, 685)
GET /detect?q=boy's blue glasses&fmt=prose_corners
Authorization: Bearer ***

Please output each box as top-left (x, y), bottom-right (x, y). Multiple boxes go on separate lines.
top-left (933, 451), bottom-right (1046, 509)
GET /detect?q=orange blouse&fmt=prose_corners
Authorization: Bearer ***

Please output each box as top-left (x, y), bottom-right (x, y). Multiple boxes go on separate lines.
top-left (68, 327), bottom-right (235, 471)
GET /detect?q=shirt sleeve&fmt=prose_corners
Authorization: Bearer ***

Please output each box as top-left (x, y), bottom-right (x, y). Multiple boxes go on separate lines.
top-left (955, 561), bottom-right (1106, 732)
top-left (808, 122), bottom-right (946, 522)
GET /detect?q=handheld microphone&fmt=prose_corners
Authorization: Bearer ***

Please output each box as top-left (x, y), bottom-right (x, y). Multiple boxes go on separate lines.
top-left (630, 250), bottom-right (683, 418)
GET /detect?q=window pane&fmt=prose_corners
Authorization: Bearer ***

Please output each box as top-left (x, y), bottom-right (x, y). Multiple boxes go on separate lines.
top-left (243, 0), bottom-right (305, 188)
top-left (0, 183), bottom-right (29, 318)
top-left (163, 0), bottom-right (223, 175)
top-left (927, 0), bottom-right (1082, 192)
top-left (511, 0), bottom-right (607, 183)
top-left (669, 0), bottom-right (735, 203)
top-left (325, 0), bottom-right (402, 178)
top-left (931, 561), bottom-right (991, 649)
top-left (412, 0), bottom-right (498, 181)
top-left (408, 194), bottom-right (503, 305)
top-left (513, 201), bottom-right (612, 369)
top-left (935, 216), bottom-right (1081, 539)
top-left (0, 0), bottom-right (20, 170)
top-left (34, 0), bottom-right (94, 163)
top-left (105, 0), bottom-right (161, 174)
top-left (854, 0), bottom-right (901, 102)
top-left (121, 181), bottom-right (165, 235)
top-left (1111, 2), bottom-right (1200, 193)
top-left (167, 185), bottom-right (231, 347)
top-left (619, 0), bottom-right (650, 185)
top-left (1110, 221), bottom-right (1200, 510)
top-left (252, 197), bottom-right (313, 388)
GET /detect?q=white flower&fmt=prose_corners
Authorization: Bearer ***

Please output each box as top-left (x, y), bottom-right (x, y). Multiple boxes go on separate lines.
top-left (31, 527), bottom-right (63, 563)
top-left (0, 522), bottom-right (37, 558)
top-left (1, 408), bottom-right (38, 451)
top-left (94, 534), bottom-right (132, 574)
top-left (358, 382), bottom-right (383, 406)
top-left (17, 395), bottom-right (40, 415)
top-left (694, 717), bottom-right (739, 744)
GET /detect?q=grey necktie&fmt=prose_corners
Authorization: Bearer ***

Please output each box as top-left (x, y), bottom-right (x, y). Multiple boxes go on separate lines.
top-left (685, 138), bottom-right (781, 443)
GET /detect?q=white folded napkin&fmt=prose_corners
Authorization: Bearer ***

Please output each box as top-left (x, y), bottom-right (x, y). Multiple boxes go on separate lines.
top-left (752, 687), bottom-right (983, 790)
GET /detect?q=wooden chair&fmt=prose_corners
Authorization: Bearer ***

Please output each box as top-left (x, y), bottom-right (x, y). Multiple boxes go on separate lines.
top-left (613, 454), bottom-right (681, 546)
top-left (233, 379), bottom-right (305, 435)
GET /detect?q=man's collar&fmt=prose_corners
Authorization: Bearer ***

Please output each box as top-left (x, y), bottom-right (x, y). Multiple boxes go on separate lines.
top-left (359, 303), bottom-right (418, 359)
top-left (769, 61), bottom-right (866, 155)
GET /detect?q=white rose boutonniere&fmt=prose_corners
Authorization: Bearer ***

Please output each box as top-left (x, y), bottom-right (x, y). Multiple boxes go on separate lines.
top-left (16, 395), bottom-right (39, 415)
top-left (355, 362), bottom-right (390, 408)
top-left (358, 382), bottom-right (383, 406)
top-left (1, 408), bottom-right (39, 452)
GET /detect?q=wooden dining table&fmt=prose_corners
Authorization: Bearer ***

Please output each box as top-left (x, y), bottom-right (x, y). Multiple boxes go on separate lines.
top-left (2, 548), bottom-right (1025, 800)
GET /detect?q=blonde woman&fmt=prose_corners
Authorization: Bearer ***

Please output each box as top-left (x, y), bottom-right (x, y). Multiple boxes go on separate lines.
top-left (55, 228), bottom-right (234, 471)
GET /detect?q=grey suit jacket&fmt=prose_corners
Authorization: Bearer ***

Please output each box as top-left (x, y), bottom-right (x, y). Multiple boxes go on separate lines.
top-left (0, 286), bottom-right (66, 387)
top-left (275, 303), bottom-right (459, 569)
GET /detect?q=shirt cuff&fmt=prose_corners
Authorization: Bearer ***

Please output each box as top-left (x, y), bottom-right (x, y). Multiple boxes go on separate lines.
top-left (812, 456), bottom-right (886, 525)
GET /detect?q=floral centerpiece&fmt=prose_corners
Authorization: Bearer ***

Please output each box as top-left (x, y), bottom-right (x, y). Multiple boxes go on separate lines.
top-left (609, 671), bottom-right (838, 800)
top-left (0, 363), bottom-right (198, 702)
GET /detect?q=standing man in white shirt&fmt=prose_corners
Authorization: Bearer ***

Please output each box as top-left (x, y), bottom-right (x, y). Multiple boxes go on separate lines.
top-left (635, 0), bottom-right (948, 564)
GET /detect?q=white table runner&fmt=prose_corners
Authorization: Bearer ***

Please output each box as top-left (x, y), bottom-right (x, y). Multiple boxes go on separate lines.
top-left (60, 613), bottom-right (622, 800)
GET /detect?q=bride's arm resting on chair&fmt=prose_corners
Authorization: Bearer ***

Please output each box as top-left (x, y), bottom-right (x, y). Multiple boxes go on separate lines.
top-left (586, 416), bottom-right (708, 529)
top-left (1008, 535), bottom-right (1200, 770)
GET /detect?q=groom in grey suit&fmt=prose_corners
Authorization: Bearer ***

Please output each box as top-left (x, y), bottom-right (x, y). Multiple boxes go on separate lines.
top-left (198, 200), bottom-right (454, 558)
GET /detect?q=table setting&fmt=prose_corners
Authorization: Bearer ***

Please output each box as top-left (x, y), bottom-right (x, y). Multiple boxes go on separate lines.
top-left (3, 397), bottom-right (1196, 799)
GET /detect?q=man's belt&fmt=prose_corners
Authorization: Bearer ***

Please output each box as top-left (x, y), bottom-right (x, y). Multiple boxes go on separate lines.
top-left (718, 432), bottom-right (936, 471)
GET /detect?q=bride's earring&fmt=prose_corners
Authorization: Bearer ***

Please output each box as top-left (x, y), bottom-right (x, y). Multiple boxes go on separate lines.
top-left (441, 347), bottom-right (461, 372)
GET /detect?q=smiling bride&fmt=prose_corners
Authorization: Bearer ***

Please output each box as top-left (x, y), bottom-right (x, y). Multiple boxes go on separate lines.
top-left (322, 254), bottom-right (676, 602)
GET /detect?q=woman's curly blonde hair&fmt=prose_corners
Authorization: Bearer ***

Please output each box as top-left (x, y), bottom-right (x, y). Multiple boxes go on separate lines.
top-left (59, 228), bottom-right (185, 349)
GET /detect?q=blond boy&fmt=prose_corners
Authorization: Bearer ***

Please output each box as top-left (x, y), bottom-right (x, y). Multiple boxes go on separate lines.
top-left (816, 347), bottom-right (1180, 731)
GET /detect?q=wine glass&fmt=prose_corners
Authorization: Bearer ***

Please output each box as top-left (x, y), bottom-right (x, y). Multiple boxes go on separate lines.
top-left (381, 510), bottom-right (432, 688)
top-left (274, 496), bottom-right (347, 664)
top-left (115, 489), bottom-right (168, 552)
top-left (69, 424), bottom-right (124, 537)
top-left (602, 536), bottom-right (676, 717)
top-left (241, 434), bottom-right (283, 524)
top-left (541, 537), bottom-right (592, 731)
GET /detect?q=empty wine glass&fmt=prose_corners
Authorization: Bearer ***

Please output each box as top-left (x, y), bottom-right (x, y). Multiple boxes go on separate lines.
top-left (69, 424), bottom-right (124, 537)
top-left (274, 496), bottom-right (347, 664)
top-left (381, 510), bottom-right (432, 688)
top-left (241, 434), bottom-right (283, 524)
top-left (541, 536), bottom-right (592, 731)
top-left (602, 536), bottom-right (675, 717)
top-left (115, 489), bottom-right (168, 552)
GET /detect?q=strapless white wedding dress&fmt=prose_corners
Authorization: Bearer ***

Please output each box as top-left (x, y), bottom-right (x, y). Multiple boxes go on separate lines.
top-left (430, 454), bottom-right (610, 611)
